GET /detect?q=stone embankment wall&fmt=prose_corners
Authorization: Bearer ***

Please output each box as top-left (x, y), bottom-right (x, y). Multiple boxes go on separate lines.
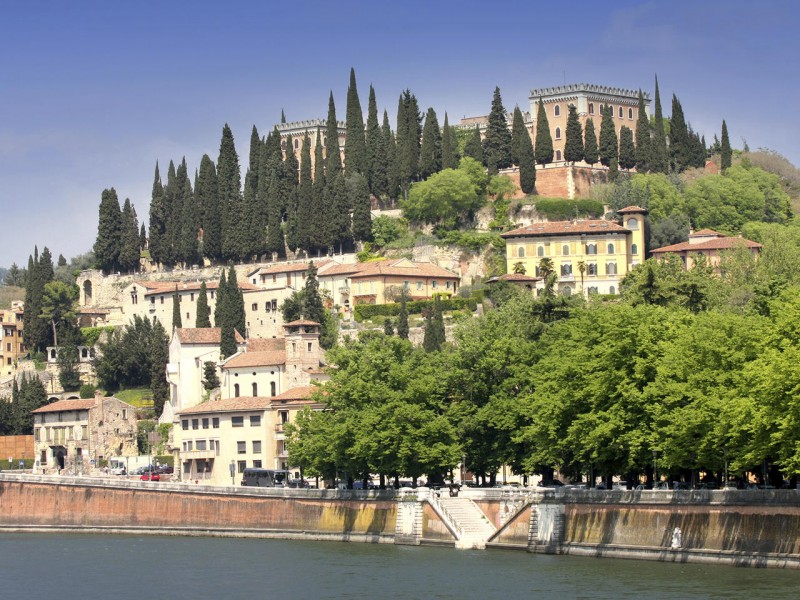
top-left (0, 475), bottom-right (396, 543)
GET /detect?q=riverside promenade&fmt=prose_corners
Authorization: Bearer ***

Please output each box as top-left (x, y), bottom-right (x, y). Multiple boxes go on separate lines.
top-left (2, 473), bottom-right (800, 569)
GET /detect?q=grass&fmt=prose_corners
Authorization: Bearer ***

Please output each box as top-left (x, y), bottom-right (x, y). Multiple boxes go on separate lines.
top-left (115, 387), bottom-right (154, 408)
top-left (0, 285), bottom-right (24, 308)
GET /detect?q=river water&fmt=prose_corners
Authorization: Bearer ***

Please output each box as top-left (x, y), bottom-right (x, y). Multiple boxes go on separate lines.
top-left (1, 533), bottom-right (798, 599)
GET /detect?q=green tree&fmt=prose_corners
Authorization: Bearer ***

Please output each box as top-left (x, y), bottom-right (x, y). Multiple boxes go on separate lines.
top-left (150, 318), bottom-right (169, 416)
top-left (419, 107), bottom-right (442, 179)
top-left (583, 118), bottom-right (599, 166)
top-left (325, 91), bottom-right (342, 177)
top-left (513, 109), bottom-right (536, 194)
top-left (214, 269), bottom-right (227, 328)
top-left (265, 165), bottom-right (284, 257)
top-left (383, 318), bottom-right (394, 336)
top-left (24, 247), bottom-right (54, 352)
top-left (563, 104), bottom-right (584, 164)
top-left (39, 279), bottom-right (78, 349)
top-left (94, 188), bottom-right (122, 274)
top-left (57, 343), bottom-right (81, 392)
top-left (196, 155), bottom-right (220, 262)
top-left (365, 85), bottom-right (388, 197)
top-left (172, 286), bottom-right (182, 330)
top-left (349, 173), bottom-right (373, 243)
top-left (650, 77), bottom-right (669, 173)
top-left (463, 126), bottom-right (484, 164)
top-left (294, 134), bottom-right (314, 252)
top-left (202, 361), bottom-right (220, 390)
top-left (669, 94), bottom-right (691, 172)
top-left (383, 110), bottom-right (400, 201)
top-left (228, 265), bottom-right (245, 338)
top-left (534, 99), bottom-right (553, 165)
top-left (635, 90), bottom-right (650, 172)
top-left (344, 68), bottom-right (367, 176)
top-left (401, 167), bottom-right (481, 227)
top-left (441, 113), bottom-right (458, 170)
top-left (482, 87), bottom-right (512, 173)
top-left (397, 288), bottom-right (409, 340)
top-left (396, 90), bottom-right (422, 195)
top-left (599, 106), bottom-right (618, 168)
top-left (720, 119), bottom-right (732, 171)
top-left (147, 163), bottom-right (167, 265)
top-left (618, 126), bottom-right (636, 171)
top-left (423, 295), bottom-right (445, 352)
top-left (196, 281), bottom-right (211, 328)
top-left (218, 124), bottom-right (243, 261)
top-left (118, 198), bottom-right (140, 273)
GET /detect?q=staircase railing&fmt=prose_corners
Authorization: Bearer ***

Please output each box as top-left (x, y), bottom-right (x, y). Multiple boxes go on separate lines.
top-left (427, 489), bottom-right (464, 539)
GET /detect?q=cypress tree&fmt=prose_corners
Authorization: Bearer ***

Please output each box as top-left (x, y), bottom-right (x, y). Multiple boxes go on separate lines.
top-left (24, 246), bottom-right (54, 353)
top-left (218, 124), bottom-right (243, 261)
top-left (150, 318), bottom-right (170, 417)
top-left (599, 106), bottom-right (618, 168)
top-left (326, 172), bottom-right (351, 253)
top-left (618, 126), bottom-right (636, 170)
top-left (669, 94), bottom-right (690, 172)
top-left (148, 163), bottom-right (166, 266)
top-left (281, 109), bottom-right (286, 124)
top-left (365, 85), bottom-right (388, 197)
top-left (94, 188), bottom-right (122, 274)
top-left (650, 76), bottom-right (669, 173)
top-left (688, 127), bottom-right (706, 168)
top-left (350, 173), bottom-right (372, 242)
top-left (397, 288), bottom-right (409, 340)
top-left (344, 67), bottom-right (367, 176)
top-left (396, 90), bottom-right (421, 194)
top-left (311, 131), bottom-right (327, 252)
top-left (720, 120), bottom-right (732, 171)
top-left (241, 126), bottom-right (262, 261)
top-left (441, 113), bottom-right (458, 170)
top-left (265, 166), bottom-right (283, 257)
top-left (196, 155), bottom-right (220, 262)
top-left (516, 117), bottom-right (536, 195)
top-left (253, 139), bottom-right (271, 259)
top-left (482, 86), bottom-right (512, 171)
top-left (172, 286), bottom-right (182, 330)
top-left (196, 281), bottom-right (211, 328)
top-left (383, 112), bottom-right (400, 203)
top-left (463, 126), bottom-right (484, 164)
top-left (534, 99), bottom-right (553, 165)
top-left (325, 92), bottom-right (342, 178)
top-left (176, 158), bottom-right (199, 265)
top-left (302, 262), bottom-right (325, 327)
top-left (510, 106), bottom-right (526, 166)
top-left (419, 107), bottom-right (442, 179)
top-left (383, 318), bottom-right (394, 336)
top-left (634, 90), bottom-right (650, 172)
top-left (228, 265), bottom-right (246, 338)
top-left (294, 134), bottom-right (314, 253)
top-left (563, 104), bottom-right (584, 164)
top-left (214, 269), bottom-right (227, 328)
top-left (583, 118), bottom-right (599, 166)
top-left (118, 198), bottom-right (140, 273)
top-left (219, 316), bottom-right (237, 359)
top-left (139, 223), bottom-right (147, 253)
top-left (422, 297), bottom-right (444, 352)
top-left (161, 160), bottom-right (179, 266)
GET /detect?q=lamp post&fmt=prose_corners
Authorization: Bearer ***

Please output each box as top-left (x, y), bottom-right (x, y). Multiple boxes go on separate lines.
top-left (652, 450), bottom-right (658, 489)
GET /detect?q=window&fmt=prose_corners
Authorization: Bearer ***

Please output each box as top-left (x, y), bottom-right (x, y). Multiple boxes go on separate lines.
top-left (631, 243), bottom-right (638, 255)
top-left (250, 415), bottom-right (261, 427)
top-left (130, 291), bottom-right (138, 305)
top-left (446, 281), bottom-right (451, 289)
top-left (554, 104), bottom-right (561, 117)
top-left (416, 281), bottom-right (423, 290)
top-left (561, 286), bottom-right (572, 296)
top-left (251, 303), bottom-right (257, 311)
top-left (562, 244), bottom-right (570, 256)
top-left (307, 342), bottom-right (312, 352)
top-left (192, 419), bottom-right (199, 430)
top-left (253, 460), bottom-right (262, 468)
top-left (589, 102), bottom-right (594, 115)
top-left (270, 382), bottom-right (276, 397)
top-left (588, 286), bottom-right (599, 295)
top-left (561, 264), bottom-right (572, 276)
top-left (160, 296), bottom-right (164, 304)
top-left (202, 418), bottom-right (209, 429)
top-left (234, 383), bottom-right (240, 397)
top-left (122, 409), bottom-right (127, 420)
top-left (252, 383), bottom-right (258, 396)
top-left (609, 285), bottom-right (616, 295)
top-left (606, 262), bottom-right (618, 275)
top-left (556, 150), bottom-right (562, 161)
top-left (237, 460), bottom-right (246, 473)
top-left (232, 416), bottom-right (244, 427)
top-left (182, 420), bottom-right (189, 431)
top-left (619, 106), bottom-right (624, 119)
top-left (517, 246), bottom-right (525, 258)
top-left (588, 263), bottom-right (597, 276)
top-left (212, 417), bottom-right (219, 428)
top-left (186, 312), bottom-right (189, 320)
top-left (252, 440), bottom-right (262, 454)
top-left (237, 441), bottom-right (246, 454)
top-left (537, 246), bottom-right (544, 257)
top-left (432, 280), bottom-right (438, 289)
top-left (280, 410), bottom-right (289, 424)
top-left (585, 243), bottom-right (597, 255)
top-left (184, 441), bottom-right (193, 451)
top-left (555, 127), bottom-right (561, 140)
top-left (294, 138), bottom-right (299, 149)
top-left (150, 297), bottom-right (155, 305)
top-left (196, 440), bottom-right (207, 451)
top-left (190, 293), bottom-right (194, 301)
top-left (607, 243), bottom-right (615, 254)
top-left (628, 107), bottom-right (633, 120)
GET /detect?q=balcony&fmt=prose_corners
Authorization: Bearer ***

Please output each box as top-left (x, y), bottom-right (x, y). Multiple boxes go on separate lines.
top-left (338, 286), bottom-right (350, 295)
top-left (184, 450), bottom-right (216, 460)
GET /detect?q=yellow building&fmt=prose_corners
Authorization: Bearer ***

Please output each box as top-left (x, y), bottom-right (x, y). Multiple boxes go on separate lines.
top-left (0, 301), bottom-right (25, 377)
top-left (650, 229), bottom-right (762, 271)
top-left (500, 206), bottom-right (647, 296)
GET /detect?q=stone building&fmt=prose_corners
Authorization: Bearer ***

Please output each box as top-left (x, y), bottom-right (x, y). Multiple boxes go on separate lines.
top-left (31, 391), bottom-right (138, 473)
top-left (0, 301), bottom-right (25, 378)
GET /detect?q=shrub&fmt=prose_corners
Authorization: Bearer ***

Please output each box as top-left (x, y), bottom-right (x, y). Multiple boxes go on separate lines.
top-left (79, 384), bottom-right (97, 399)
top-left (534, 197), bottom-right (605, 220)
top-left (354, 297), bottom-right (478, 322)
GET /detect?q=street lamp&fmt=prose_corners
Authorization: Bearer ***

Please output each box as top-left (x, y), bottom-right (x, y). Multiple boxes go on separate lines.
top-left (652, 450), bottom-right (658, 489)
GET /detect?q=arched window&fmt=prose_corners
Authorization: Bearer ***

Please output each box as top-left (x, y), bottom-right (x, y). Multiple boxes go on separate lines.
top-left (588, 102), bottom-right (594, 115)
top-left (607, 105), bottom-right (613, 115)
top-left (609, 285), bottom-right (616, 295)
top-left (281, 139), bottom-right (286, 150)
top-left (270, 382), bottom-right (276, 397)
top-left (556, 150), bottom-right (562, 161)
top-left (619, 106), bottom-right (624, 119)
top-left (561, 286), bottom-right (572, 296)
top-left (562, 244), bottom-right (570, 256)
top-left (234, 384), bottom-right (240, 398)
top-left (252, 383), bottom-right (257, 396)
top-left (588, 263), bottom-right (597, 276)
top-left (517, 246), bottom-right (525, 258)
top-left (294, 138), bottom-right (299, 149)
top-left (561, 264), bottom-right (572, 276)
top-left (628, 107), bottom-right (633, 120)
top-left (588, 286), bottom-right (598, 295)
top-left (554, 105), bottom-right (561, 117)
top-left (606, 262), bottom-right (617, 275)
top-left (537, 246), bottom-right (544, 257)
top-left (631, 243), bottom-right (638, 255)
top-left (585, 243), bottom-right (597, 255)
top-left (607, 243), bottom-right (615, 254)
top-left (555, 127), bottom-right (561, 140)
top-left (627, 218), bottom-right (638, 229)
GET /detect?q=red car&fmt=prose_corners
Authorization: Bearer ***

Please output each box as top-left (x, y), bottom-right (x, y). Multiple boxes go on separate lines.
top-left (140, 472), bottom-right (161, 482)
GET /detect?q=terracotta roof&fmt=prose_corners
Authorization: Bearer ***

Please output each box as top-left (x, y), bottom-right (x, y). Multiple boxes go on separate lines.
top-left (273, 385), bottom-right (321, 401)
top-left (617, 206), bottom-right (647, 214)
top-left (222, 350), bottom-right (286, 369)
top-left (319, 263), bottom-right (362, 276)
top-left (249, 260), bottom-right (331, 277)
top-left (33, 398), bottom-right (98, 413)
top-left (488, 273), bottom-right (540, 282)
top-left (283, 319), bottom-right (320, 327)
top-left (348, 259), bottom-right (459, 280)
top-left (177, 396), bottom-right (275, 415)
top-left (690, 229), bottom-right (723, 237)
top-left (247, 338), bottom-right (284, 352)
top-left (501, 220), bottom-right (629, 238)
top-left (651, 236), bottom-right (762, 254)
top-left (144, 279), bottom-right (258, 296)
top-left (175, 327), bottom-right (245, 344)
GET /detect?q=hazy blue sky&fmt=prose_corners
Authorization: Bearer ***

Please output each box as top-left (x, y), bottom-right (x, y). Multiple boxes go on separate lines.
top-left (1, 0), bottom-right (797, 268)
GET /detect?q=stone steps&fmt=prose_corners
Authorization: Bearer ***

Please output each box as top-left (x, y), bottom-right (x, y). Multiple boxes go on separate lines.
top-left (438, 497), bottom-right (496, 548)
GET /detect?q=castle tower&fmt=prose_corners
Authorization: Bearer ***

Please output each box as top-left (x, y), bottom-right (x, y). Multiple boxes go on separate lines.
top-left (283, 319), bottom-right (322, 389)
top-left (617, 206), bottom-right (648, 271)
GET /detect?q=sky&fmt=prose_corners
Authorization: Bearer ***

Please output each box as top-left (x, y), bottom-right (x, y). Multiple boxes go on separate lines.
top-left (1, 0), bottom-right (798, 269)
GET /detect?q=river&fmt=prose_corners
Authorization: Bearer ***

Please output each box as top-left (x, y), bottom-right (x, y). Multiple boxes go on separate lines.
top-left (1, 533), bottom-right (798, 599)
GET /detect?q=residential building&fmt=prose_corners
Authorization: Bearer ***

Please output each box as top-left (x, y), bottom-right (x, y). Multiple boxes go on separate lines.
top-left (500, 206), bottom-right (647, 296)
top-left (31, 391), bottom-right (137, 473)
top-left (650, 229), bottom-right (762, 271)
top-left (0, 301), bottom-right (25, 377)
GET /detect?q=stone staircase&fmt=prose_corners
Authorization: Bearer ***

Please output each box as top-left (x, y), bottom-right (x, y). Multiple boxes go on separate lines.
top-left (437, 496), bottom-right (497, 549)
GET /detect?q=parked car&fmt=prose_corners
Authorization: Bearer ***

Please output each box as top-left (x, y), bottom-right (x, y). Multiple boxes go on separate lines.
top-left (537, 479), bottom-right (564, 488)
top-left (156, 465), bottom-right (174, 475)
top-left (140, 472), bottom-right (160, 482)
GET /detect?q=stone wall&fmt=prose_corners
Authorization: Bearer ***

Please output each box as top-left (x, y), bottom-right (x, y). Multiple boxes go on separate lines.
top-left (502, 165), bottom-right (608, 200)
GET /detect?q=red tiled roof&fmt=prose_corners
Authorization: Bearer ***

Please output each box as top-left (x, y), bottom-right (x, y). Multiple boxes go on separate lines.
top-left (283, 319), bottom-right (320, 327)
top-left (617, 206), bottom-right (647, 214)
top-left (175, 327), bottom-right (245, 344)
top-left (273, 385), bottom-right (322, 401)
top-left (651, 236), bottom-right (762, 254)
top-left (32, 398), bottom-right (99, 413)
top-left (247, 338), bottom-right (284, 352)
top-left (690, 229), bottom-right (723, 237)
top-left (489, 273), bottom-right (540, 282)
top-left (501, 220), bottom-right (629, 238)
top-left (320, 263), bottom-right (362, 276)
top-left (144, 279), bottom-right (258, 296)
top-left (348, 259), bottom-right (458, 280)
top-left (222, 350), bottom-right (286, 369)
top-left (177, 396), bottom-right (275, 415)
top-left (248, 260), bottom-right (331, 276)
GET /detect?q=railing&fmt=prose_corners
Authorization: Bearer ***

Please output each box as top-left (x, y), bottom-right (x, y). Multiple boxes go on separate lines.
top-left (427, 489), bottom-right (464, 539)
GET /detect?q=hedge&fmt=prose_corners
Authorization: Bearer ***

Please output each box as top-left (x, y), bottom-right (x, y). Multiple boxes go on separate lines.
top-left (534, 197), bottom-right (604, 220)
top-left (354, 297), bottom-right (478, 322)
